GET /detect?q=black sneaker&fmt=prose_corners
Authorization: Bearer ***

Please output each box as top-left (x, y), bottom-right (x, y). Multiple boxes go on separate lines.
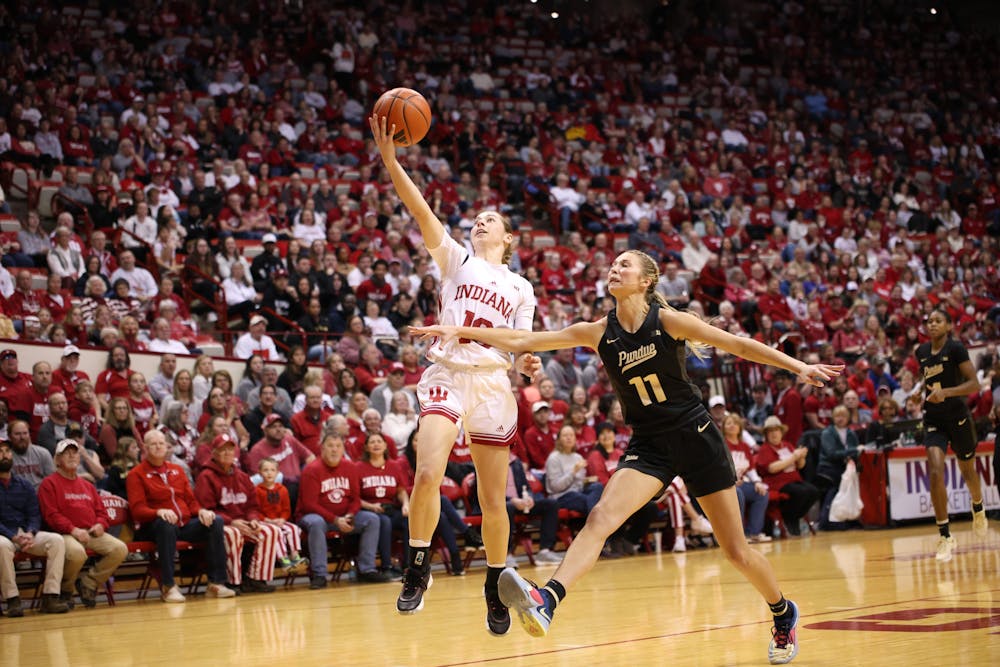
top-left (463, 528), bottom-right (484, 551)
top-left (450, 553), bottom-right (466, 576)
top-left (309, 575), bottom-right (328, 590)
top-left (485, 587), bottom-right (511, 636)
top-left (76, 578), bottom-right (97, 608)
top-left (357, 569), bottom-right (393, 583)
top-left (396, 565), bottom-right (432, 614)
top-left (40, 594), bottom-right (70, 614)
top-left (58, 592), bottom-right (76, 611)
top-left (382, 567), bottom-right (404, 582)
top-left (243, 578), bottom-right (276, 593)
top-left (4, 596), bottom-right (23, 618)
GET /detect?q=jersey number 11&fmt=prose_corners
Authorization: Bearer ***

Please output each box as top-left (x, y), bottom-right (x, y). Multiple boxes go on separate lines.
top-left (628, 374), bottom-right (667, 406)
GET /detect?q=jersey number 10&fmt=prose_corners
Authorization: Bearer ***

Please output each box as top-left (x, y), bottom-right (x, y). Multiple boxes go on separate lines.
top-left (459, 310), bottom-right (493, 345)
top-left (628, 374), bottom-right (667, 406)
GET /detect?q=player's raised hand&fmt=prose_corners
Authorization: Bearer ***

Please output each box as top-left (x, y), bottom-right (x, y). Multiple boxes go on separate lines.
top-left (368, 114), bottom-right (398, 162)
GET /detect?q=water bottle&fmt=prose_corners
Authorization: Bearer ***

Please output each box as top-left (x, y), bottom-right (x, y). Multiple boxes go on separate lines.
top-left (521, 486), bottom-right (531, 513)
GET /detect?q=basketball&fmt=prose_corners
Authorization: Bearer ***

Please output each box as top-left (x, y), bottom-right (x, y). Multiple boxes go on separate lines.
top-left (372, 87), bottom-right (432, 147)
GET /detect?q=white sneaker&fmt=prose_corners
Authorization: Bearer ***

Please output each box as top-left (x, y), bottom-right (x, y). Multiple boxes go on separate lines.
top-left (972, 509), bottom-right (988, 538)
top-left (672, 536), bottom-right (687, 553)
top-left (207, 583), bottom-right (236, 598)
top-left (505, 554), bottom-right (518, 569)
top-left (534, 549), bottom-right (563, 564)
top-left (161, 585), bottom-right (185, 603)
top-left (749, 533), bottom-right (773, 543)
top-left (691, 516), bottom-right (714, 535)
top-left (935, 535), bottom-right (956, 562)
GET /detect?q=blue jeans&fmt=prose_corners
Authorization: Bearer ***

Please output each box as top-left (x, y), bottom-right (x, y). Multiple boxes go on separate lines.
top-left (375, 507), bottom-right (409, 567)
top-left (299, 510), bottom-right (380, 577)
top-left (436, 495), bottom-right (466, 555)
top-left (735, 481), bottom-right (769, 537)
top-left (505, 497), bottom-right (559, 551)
top-left (555, 483), bottom-right (604, 516)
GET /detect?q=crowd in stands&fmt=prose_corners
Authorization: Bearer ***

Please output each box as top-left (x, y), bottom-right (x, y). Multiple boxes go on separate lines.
top-left (2, 0), bottom-right (1000, 609)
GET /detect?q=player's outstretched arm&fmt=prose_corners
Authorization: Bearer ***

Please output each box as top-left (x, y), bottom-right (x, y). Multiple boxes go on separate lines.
top-left (410, 320), bottom-right (605, 356)
top-left (663, 309), bottom-right (844, 387)
top-left (369, 114), bottom-right (444, 250)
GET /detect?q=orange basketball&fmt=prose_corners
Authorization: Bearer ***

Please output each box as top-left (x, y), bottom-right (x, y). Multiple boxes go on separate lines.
top-left (372, 87), bottom-right (432, 147)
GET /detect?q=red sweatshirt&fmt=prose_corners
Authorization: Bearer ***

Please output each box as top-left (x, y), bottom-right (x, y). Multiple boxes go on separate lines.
top-left (38, 473), bottom-right (110, 533)
top-left (194, 461), bottom-right (262, 523)
top-left (255, 482), bottom-right (292, 520)
top-left (295, 458), bottom-right (360, 523)
top-left (126, 459), bottom-right (202, 526)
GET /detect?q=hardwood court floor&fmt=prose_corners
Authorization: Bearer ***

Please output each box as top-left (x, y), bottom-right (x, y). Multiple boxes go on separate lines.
top-left (2, 524), bottom-right (997, 667)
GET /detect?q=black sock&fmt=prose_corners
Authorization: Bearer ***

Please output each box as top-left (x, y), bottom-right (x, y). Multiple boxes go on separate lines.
top-left (972, 501), bottom-right (984, 514)
top-left (541, 579), bottom-right (566, 612)
top-left (938, 521), bottom-right (950, 538)
top-left (485, 565), bottom-right (503, 592)
top-left (410, 547), bottom-right (430, 571)
top-left (544, 579), bottom-right (566, 603)
top-left (769, 596), bottom-right (788, 617)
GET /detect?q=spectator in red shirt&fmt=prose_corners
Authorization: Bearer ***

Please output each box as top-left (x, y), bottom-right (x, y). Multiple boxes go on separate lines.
top-left (355, 259), bottom-right (394, 311)
top-left (194, 434), bottom-right (281, 593)
top-left (295, 434), bottom-right (390, 587)
top-left (755, 417), bottom-right (819, 537)
top-left (353, 343), bottom-right (389, 394)
top-left (126, 430), bottom-right (234, 602)
top-left (772, 369), bottom-right (804, 447)
top-left (23, 361), bottom-right (55, 440)
top-left (523, 401), bottom-right (558, 470)
top-left (50, 345), bottom-right (89, 400)
top-left (803, 384), bottom-right (838, 431)
top-left (94, 345), bottom-right (134, 415)
top-left (246, 413), bottom-right (316, 506)
top-left (289, 386), bottom-right (334, 456)
top-left (37, 439), bottom-right (128, 607)
top-left (847, 358), bottom-right (877, 409)
top-left (355, 432), bottom-right (409, 577)
top-left (0, 349), bottom-right (32, 418)
top-left (701, 164), bottom-right (731, 207)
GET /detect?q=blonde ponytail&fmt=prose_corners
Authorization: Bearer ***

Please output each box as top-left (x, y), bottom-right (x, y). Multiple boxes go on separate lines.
top-left (631, 250), bottom-right (712, 360)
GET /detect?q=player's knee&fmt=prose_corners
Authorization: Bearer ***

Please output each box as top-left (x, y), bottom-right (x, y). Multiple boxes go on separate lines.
top-left (478, 494), bottom-right (507, 515)
top-left (719, 540), bottom-right (751, 567)
top-left (412, 465), bottom-right (441, 491)
top-left (585, 502), bottom-right (621, 538)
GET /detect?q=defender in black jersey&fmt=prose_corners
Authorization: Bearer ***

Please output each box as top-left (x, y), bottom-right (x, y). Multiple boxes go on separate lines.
top-left (412, 250), bottom-right (844, 665)
top-left (917, 309), bottom-right (988, 562)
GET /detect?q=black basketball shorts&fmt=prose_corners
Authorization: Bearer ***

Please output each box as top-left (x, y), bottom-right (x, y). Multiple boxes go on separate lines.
top-left (617, 414), bottom-right (737, 498)
top-left (923, 412), bottom-right (978, 460)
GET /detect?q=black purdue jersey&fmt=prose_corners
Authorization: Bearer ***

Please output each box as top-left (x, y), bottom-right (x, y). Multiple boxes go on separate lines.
top-left (916, 338), bottom-right (971, 420)
top-left (597, 302), bottom-right (703, 434)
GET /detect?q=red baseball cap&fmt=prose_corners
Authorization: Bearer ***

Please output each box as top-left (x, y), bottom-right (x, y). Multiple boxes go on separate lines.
top-left (211, 433), bottom-right (236, 450)
top-left (263, 413), bottom-right (286, 428)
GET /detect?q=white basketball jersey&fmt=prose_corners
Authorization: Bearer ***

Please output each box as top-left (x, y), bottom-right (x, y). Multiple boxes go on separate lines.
top-left (426, 234), bottom-right (536, 370)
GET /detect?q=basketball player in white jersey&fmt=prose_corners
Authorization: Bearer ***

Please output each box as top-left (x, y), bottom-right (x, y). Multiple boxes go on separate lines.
top-left (370, 114), bottom-right (540, 634)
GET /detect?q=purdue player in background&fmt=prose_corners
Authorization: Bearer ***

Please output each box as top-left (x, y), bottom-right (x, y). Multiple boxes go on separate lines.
top-left (917, 309), bottom-right (988, 562)
top-left (370, 115), bottom-right (539, 635)
top-left (411, 250), bottom-right (842, 665)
